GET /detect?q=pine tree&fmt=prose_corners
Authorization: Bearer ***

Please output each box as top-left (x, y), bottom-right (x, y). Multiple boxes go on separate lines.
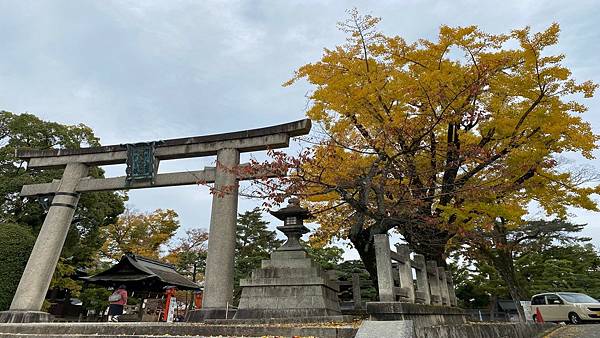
top-left (233, 208), bottom-right (283, 303)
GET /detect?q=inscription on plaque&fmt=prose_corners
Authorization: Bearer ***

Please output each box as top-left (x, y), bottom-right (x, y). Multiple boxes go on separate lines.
top-left (126, 142), bottom-right (158, 183)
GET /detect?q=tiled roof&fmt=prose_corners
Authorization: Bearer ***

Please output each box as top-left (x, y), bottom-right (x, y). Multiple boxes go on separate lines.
top-left (83, 253), bottom-right (199, 290)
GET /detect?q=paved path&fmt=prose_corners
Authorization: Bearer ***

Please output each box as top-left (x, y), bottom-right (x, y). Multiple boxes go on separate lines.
top-left (545, 324), bottom-right (600, 337)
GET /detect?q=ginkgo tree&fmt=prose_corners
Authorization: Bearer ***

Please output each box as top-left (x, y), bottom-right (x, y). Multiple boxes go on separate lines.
top-left (101, 208), bottom-right (180, 261)
top-left (249, 10), bottom-right (598, 280)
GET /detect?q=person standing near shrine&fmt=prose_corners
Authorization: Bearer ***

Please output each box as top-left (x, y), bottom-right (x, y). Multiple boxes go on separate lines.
top-left (107, 284), bottom-right (128, 322)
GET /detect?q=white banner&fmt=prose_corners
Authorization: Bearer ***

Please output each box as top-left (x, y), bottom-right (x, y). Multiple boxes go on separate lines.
top-left (520, 301), bottom-right (532, 322)
top-left (166, 297), bottom-right (177, 323)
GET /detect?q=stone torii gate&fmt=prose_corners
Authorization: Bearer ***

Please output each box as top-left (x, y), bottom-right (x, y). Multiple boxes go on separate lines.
top-left (0, 119), bottom-right (310, 323)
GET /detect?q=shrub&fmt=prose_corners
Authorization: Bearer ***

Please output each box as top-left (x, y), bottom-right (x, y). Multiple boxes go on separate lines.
top-left (79, 286), bottom-right (111, 314)
top-left (0, 223), bottom-right (35, 310)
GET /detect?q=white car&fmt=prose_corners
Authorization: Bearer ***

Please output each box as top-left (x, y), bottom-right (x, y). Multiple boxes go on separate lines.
top-left (530, 292), bottom-right (600, 324)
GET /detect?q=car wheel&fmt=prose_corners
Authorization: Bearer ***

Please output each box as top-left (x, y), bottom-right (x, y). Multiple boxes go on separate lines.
top-left (568, 312), bottom-right (582, 325)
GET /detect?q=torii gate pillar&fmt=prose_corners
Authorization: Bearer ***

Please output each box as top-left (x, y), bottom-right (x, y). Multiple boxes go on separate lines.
top-left (203, 148), bottom-right (240, 311)
top-left (0, 163), bottom-right (88, 323)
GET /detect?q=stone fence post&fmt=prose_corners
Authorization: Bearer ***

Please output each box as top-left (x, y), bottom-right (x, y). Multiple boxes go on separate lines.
top-left (438, 267), bottom-right (451, 306)
top-left (372, 234), bottom-right (457, 308)
top-left (352, 273), bottom-right (363, 309)
top-left (446, 271), bottom-right (458, 306)
top-left (413, 254), bottom-right (431, 305)
top-left (395, 244), bottom-right (415, 303)
top-left (374, 234), bottom-right (395, 302)
top-left (427, 261), bottom-right (442, 306)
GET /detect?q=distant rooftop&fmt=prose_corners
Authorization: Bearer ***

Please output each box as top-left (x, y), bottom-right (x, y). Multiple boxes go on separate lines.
top-left (82, 253), bottom-right (199, 291)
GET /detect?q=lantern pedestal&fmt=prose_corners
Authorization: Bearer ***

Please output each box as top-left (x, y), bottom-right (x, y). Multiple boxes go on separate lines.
top-left (234, 248), bottom-right (341, 319)
top-left (233, 198), bottom-right (341, 319)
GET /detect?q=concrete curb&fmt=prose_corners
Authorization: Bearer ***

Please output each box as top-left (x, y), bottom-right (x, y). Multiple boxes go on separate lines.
top-left (418, 322), bottom-right (557, 338)
top-left (355, 320), bottom-right (557, 338)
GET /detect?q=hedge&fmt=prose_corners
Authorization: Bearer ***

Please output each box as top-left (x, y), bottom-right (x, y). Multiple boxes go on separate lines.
top-left (0, 223), bottom-right (35, 310)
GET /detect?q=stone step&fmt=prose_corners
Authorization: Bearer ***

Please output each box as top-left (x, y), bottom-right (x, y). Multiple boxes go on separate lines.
top-left (204, 315), bottom-right (354, 324)
top-left (0, 335), bottom-right (223, 338)
top-left (0, 322), bottom-right (357, 338)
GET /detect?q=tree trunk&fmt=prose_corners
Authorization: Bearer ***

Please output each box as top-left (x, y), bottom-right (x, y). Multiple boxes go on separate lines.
top-left (504, 277), bottom-right (526, 321)
top-left (489, 294), bottom-right (497, 321)
top-left (493, 252), bottom-right (527, 321)
top-left (402, 225), bottom-right (453, 266)
top-left (348, 225), bottom-right (386, 291)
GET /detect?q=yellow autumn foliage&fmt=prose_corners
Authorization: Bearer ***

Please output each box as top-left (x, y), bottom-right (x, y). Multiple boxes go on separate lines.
top-left (101, 208), bottom-right (180, 261)
top-left (285, 10), bottom-right (598, 253)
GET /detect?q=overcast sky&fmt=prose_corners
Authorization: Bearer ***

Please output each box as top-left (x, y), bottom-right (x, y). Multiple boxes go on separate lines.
top-left (1, 0), bottom-right (599, 259)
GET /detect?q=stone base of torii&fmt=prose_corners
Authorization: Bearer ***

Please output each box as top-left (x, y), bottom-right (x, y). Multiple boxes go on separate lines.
top-left (0, 119), bottom-right (311, 323)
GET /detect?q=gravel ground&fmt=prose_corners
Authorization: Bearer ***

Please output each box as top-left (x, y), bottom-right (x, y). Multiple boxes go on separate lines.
top-left (545, 324), bottom-right (600, 337)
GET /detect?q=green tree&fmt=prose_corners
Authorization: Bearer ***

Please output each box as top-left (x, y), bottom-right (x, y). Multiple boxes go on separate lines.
top-left (303, 240), bottom-right (344, 270)
top-left (79, 286), bottom-right (112, 315)
top-left (0, 223), bottom-right (35, 311)
top-left (452, 260), bottom-right (507, 320)
top-left (335, 259), bottom-right (378, 302)
top-left (233, 208), bottom-right (283, 303)
top-left (518, 243), bottom-right (600, 298)
top-left (454, 242), bottom-right (600, 320)
top-left (0, 111), bottom-right (98, 217)
top-left (0, 223), bottom-right (35, 310)
top-left (0, 111), bottom-right (125, 290)
top-left (455, 219), bottom-right (593, 319)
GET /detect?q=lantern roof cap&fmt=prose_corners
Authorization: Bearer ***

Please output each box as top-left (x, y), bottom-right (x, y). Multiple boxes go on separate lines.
top-left (269, 197), bottom-right (311, 221)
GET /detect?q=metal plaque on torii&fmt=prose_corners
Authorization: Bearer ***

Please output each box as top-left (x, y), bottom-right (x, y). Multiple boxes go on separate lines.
top-left (125, 142), bottom-right (158, 184)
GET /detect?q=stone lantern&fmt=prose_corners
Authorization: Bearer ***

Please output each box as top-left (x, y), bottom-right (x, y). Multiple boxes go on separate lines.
top-left (234, 197), bottom-right (341, 319)
top-left (270, 197), bottom-right (311, 252)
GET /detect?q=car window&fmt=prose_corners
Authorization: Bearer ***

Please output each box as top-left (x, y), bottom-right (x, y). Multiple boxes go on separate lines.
top-left (531, 295), bottom-right (546, 305)
top-left (558, 293), bottom-right (600, 303)
top-left (545, 294), bottom-right (563, 305)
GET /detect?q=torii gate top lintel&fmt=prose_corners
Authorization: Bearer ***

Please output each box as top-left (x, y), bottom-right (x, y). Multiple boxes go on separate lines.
top-left (18, 119), bottom-right (311, 197)
top-left (17, 118), bottom-right (311, 168)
